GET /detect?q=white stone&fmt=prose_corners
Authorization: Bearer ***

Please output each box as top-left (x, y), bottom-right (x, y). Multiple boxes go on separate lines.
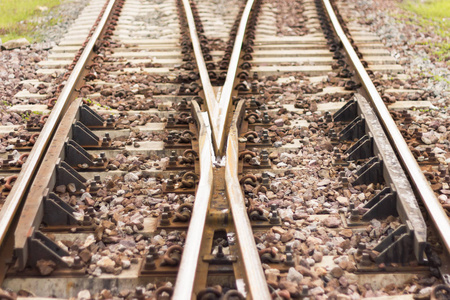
top-left (357, 193), bottom-right (365, 201)
top-left (77, 290), bottom-right (91, 300)
top-left (336, 196), bottom-right (349, 206)
top-left (2, 38), bottom-right (30, 50)
top-left (92, 267), bottom-right (102, 277)
top-left (62, 256), bottom-right (74, 266)
top-left (122, 259), bottom-right (131, 269)
top-left (91, 253), bottom-right (101, 264)
top-left (36, 6), bottom-right (48, 12)
top-left (83, 234), bottom-right (96, 248)
top-left (287, 267), bottom-right (303, 283)
top-left (124, 172), bottom-right (139, 182)
top-left (421, 131), bottom-right (439, 144)
top-left (97, 256), bottom-right (115, 273)
top-left (419, 287), bottom-right (432, 296)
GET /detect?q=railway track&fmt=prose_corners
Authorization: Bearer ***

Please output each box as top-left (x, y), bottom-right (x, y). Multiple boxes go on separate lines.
top-left (0, 0), bottom-right (449, 299)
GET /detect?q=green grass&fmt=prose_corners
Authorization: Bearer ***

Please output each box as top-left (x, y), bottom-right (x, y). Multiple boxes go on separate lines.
top-left (402, 0), bottom-right (450, 21)
top-left (398, 0), bottom-right (450, 63)
top-left (0, 0), bottom-right (62, 42)
top-left (400, 0), bottom-right (450, 37)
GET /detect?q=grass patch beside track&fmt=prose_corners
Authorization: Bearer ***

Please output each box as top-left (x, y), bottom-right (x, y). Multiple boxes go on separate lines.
top-left (0, 0), bottom-right (62, 42)
top-left (402, 0), bottom-right (450, 21)
top-left (399, 0), bottom-right (450, 63)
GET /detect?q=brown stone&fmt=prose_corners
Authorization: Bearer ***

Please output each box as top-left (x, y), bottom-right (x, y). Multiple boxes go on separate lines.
top-left (312, 251), bottom-right (323, 263)
top-left (336, 196), bottom-right (349, 206)
top-left (323, 216), bottom-right (341, 228)
top-left (102, 220), bottom-right (115, 229)
top-left (337, 260), bottom-right (347, 269)
top-left (339, 239), bottom-right (351, 250)
top-left (337, 294), bottom-right (351, 300)
top-left (339, 229), bottom-right (353, 238)
top-left (36, 259), bottom-right (56, 276)
top-left (100, 289), bottom-right (112, 299)
top-left (339, 275), bottom-right (349, 287)
top-left (272, 226), bottom-right (286, 234)
top-left (281, 232), bottom-right (294, 243)
top-left (84, 196), bottom-right (95, 206)
top-left (119, 289), bottom-right (131, 298)
top-left (268, 152), bottom-right (278, 159)
top-left (79, 249), bottom-right (92, 263)
top-left (265, 268), bottom-right (280, 283)
top-left (314, 266), bottom-right (327, 277)
top-left (296, 265), bottom-right (319, 279)
top-left (55, 185), bottom-right (66, 193)
top-left (279, 280), bottom-right (299, 297)
top-left (97, 256), bottom-right (115, 273)
top-left (95, 226), bottom-right (104, 241)
top-left (346, 261), bottom-right (357, 272)
top-left (265, 232), bottom-right (276, 243)
top-left (67, 183), bottom-right (77, 193)
top-left (69, 196), bottom-right (77, 206)
top-left (330, 266), bottom-right (344, 278)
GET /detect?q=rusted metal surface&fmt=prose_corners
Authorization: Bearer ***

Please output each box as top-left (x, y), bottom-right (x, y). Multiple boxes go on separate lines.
top-left (181, 0), bottom-right (217, 144)
top-left (3, 0), bottom-right (443, 296)
top-left (173, 101), bottom-right (214, 299)
top-left (10, 0), bottom-right (118, 269)
top-left (225, 100), bottom-right (271, 299)
top-left (14, 97), bottom-right (87, 269)
top-left (322, 0), bottom-right (450, 260)
top-left (0, 0), bottom-right (116, 280)
top-left (213, 0), bottom-right (255, 154)
top-left (175, 1), bottom-right (269, 297)
top-left (353, 93), bottom-right (426, 263)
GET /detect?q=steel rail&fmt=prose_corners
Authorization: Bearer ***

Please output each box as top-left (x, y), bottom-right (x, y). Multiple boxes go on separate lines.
top-left (173, 101), bottom-right (214, 300)
top-left (225, 100), bottom-right (271, 299)
top-left (13, 0), bottom-right (117, 270)
top-left (322, 0), bottom-right (450, 255)
top-left (0, 0), bottom-right (115, 253)
top-left (181, 0), bottom-right (218, 146)
top-left (175, 1), bottom-right (269, 297)
top-left (213, 0), bottom-right (255, 154)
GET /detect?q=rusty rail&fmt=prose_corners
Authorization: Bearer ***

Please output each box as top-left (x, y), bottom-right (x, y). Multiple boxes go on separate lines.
top-left (173, 101), bottom-right (214, 299)
top-left (225, 100), bottom-right (271, 299)
top-left (0, 0), bottom-right (117, 278)
top-left (174, 0), bottom-right (270, 298)
top-left (180, 0), bottom-right (218, 147)
top-left (322, 0), bottom-right (450, 272)
top-left (213, 0), bottom-right (255, 154)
